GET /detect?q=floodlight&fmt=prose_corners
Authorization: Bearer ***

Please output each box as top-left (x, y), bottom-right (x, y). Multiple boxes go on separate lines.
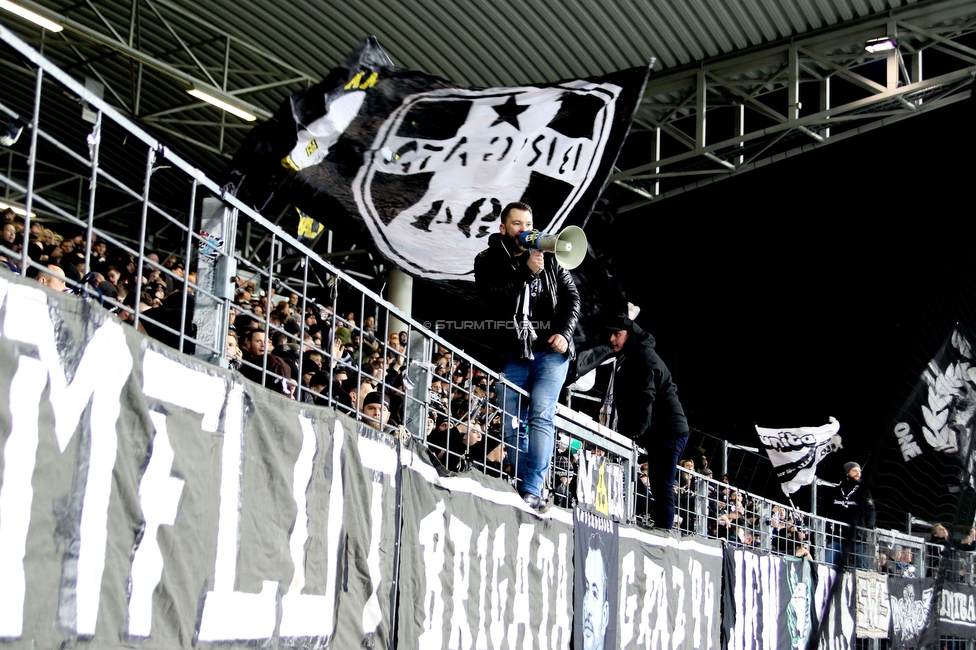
top-left (187, 87), bottom-right (257, 122)
top-left (0, 1), bottom-right (63, 32)
top-left (865, 37), bottom-right (897, 53)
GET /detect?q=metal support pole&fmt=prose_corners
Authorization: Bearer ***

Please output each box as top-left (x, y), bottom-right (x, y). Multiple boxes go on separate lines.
top-left (178, 180), bottom-right (198, 353)
top-left (720, 438), bottom-right (728, 480)
top-left (388, 267), bottom-right (413, 334)
top-left (132, 146), bottom-right (154, 325)
top-left (132, 147), bottom-right (155, 328)
top-left (84, 110), bottom-right (102, 274)
top-left (21, 66), bottom-right (43, 274)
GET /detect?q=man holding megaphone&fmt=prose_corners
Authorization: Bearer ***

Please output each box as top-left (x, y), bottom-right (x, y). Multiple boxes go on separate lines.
top-left (474, 201), bottom-right (581, 512)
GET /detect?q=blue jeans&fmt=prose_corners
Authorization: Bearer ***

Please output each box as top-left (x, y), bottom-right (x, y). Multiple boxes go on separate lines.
top-left (500, 352), bottom-right (570, 498)
top-left (648, 433), bottom-right (688, 530)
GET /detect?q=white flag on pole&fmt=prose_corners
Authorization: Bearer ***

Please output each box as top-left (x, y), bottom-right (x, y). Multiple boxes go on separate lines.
top-left (756, 417), bottom-right (843, 495)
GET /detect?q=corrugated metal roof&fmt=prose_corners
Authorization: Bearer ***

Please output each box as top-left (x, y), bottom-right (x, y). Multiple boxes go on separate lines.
top-left (0, 0), bottom-right (973, 209)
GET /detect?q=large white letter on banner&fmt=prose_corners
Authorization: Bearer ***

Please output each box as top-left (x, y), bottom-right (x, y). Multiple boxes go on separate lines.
top-left (619, 550), bottom-right (638, 646)
top-left (447, 515), bottom-right (473, 650)
top-left (553, 532), bottom-right (571, 650)
top-left (1, 283), bottom-right (131, 636)
top-left (535, 533), bottom-right (555, 650)
top-left (198, 383), bottom-right (278, 641)
top-left (418, 500), bottom-right (447, 649)
top-left (0, 357), bottom-right (47, 637)
top-left (130, 349), bottom-right (225, 637)
top-left (358, 435), bottom-right (396, 637)
top-left (506, 523), bottom-right (535, 648)
top-left (638, 558), bottom-right (668, 649)
top-left (128, 412), bottom-right (184, 636)
top-left (490, 524), bottom-right (509, 650)
top-left (474, 526), bottom-right (491, 650)
top-left (280, 416), bottom-right (328, 637)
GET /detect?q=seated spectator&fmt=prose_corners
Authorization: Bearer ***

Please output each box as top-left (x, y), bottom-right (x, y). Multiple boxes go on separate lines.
top-left (226, 329), bottom-right (242, 370)
top-left (676, 459), bottom-right (697, 534)
top-left (774, 522), bottom-right (810, 557)
top-left (36, 263), bottom-right (69, 292)
top-left (137, 290), bottom-right (196, 354)
top-left (877, 546), bottom-right (891, 574)
top-left (239, 327), bottom-right (291, 397)
top-left (712, 514), bottom-right (735, 541)
top-left (959, 526), bottom-right (976, 552)
top-left (736, 526), bottom-right (760, 548)
top-left (891, 546), bottom-right (918, 578)
top-left (928, 523), bottom-right (952, 574)
top-left (362, 391), bottom-right (392, 430)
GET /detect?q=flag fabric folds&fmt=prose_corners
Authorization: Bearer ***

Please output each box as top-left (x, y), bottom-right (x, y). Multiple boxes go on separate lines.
top-left (223, 37), bottom-right (649, 281)
top-left (873, 327), bottom-right (976, 530)
top-left (756, 417), bottom-right (843, 496)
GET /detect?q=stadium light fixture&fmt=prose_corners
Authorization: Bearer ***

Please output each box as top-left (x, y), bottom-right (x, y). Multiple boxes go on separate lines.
top-left (0, 1), bottom-right (63, 32)
top-left (865, 36), bottom-right (897, 53)
top-left (187, 86), bottom-right (257, 122)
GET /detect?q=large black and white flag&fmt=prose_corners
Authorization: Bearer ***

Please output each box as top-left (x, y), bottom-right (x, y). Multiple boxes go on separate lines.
top-left (888, 577), bottom-right (935, 649)
top-left (755, 418), bottom-right (843, 496)
top-left (933, 580), bottom-right (976, 640)
top-left (224, 37), bottom-right (649, 281)
top-left (873, 327), bottom-right (976, 529)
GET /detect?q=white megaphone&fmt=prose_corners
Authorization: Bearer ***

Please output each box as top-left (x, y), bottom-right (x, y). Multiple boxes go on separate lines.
top-left (516, 226), bottom-right (588, 270)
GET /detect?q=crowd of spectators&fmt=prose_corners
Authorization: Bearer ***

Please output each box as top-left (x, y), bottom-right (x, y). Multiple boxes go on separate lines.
top-left (13, 211), bottom-right (976, 584)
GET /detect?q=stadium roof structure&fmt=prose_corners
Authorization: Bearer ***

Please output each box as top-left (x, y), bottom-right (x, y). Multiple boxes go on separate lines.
top-left (0, 0), bottom-right (974, 232)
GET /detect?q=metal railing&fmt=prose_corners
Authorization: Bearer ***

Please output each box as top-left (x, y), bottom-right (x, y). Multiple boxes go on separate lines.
top-left (0, 22), bottom-right (636, 512)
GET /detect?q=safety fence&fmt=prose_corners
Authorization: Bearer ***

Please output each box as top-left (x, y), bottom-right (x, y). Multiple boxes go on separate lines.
top-left (7, 22), bottom-right (976, 649)
top-left (0, 22), bottom-right (636, 516)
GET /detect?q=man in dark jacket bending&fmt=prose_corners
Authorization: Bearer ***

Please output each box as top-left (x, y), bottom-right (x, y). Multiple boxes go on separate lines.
top-left (474, 201), bottom-right (580, 511)
top-left (578, 313), bottom-right (689, 529)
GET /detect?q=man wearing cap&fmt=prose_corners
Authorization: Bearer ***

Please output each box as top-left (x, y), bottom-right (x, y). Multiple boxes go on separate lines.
top-left (824, 461), bottom-right (876, 566)
top-left (362, 390), bottom-right (391, 429)
top-left (576, 312), bottom-right (688, 530)
top-left (474, 201), bottom-right (580, 512)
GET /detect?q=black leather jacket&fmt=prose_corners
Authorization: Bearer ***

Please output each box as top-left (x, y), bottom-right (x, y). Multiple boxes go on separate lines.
top-left (576, 323), bottom-right (688, 443)
top-left (474, 233), bottom-right (580, 366)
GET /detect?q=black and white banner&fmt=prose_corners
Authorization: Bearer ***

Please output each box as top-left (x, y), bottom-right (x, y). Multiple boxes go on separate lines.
top-left (617, 528), bottom-right (723, 649)
top-left (225, 37), bottom-right (649, 281)
top-left (574, 508), bottom-right (618, 650)
top-left (723, 549), bottom-right (854, 650)
top-left (397, 437), bottom-right (577, 649)
top-left (854, 570), bottom-right (890, 638)
top-left (887, 576), bottom-right (935, 649)
top-left (0, 273), bottom-right (397, 648)
top-left (935, 580), bottom-right (976, 639)
top-left (875, 327), bottom-right (976, 528)
top-left (814, 565), bottom-right (854, 650)
top-left (755, 418), bottom-right (842, 496)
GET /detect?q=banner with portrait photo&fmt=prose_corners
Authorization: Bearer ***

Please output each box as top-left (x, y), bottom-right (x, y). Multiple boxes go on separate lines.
top-left (574, 508), bottom-right (618, 650)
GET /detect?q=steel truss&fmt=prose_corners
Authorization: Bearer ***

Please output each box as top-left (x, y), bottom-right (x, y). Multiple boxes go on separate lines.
top-left (9, 0), bottom-right (315, 163)
top-left (613, 0), bottom-right (976, 211)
